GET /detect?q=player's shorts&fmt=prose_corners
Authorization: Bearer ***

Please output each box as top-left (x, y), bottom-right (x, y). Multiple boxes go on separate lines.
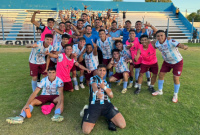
top-left (160, 60), bottom-right (183, 76)
top-left (140, 62), bottom-right (159, 74)
top-left (112, 71), bottom-right (130, 80)
top-left (64, 81), bottom-right (73, 91)
top-left (103, 58), bottom-right (111, 65)
top-left (76, 61), bottom-right (85, 71)
top-left (49, 60), bottom-right (56, 68)
top-left (130, 63), bottom-right (134, 66)
top-left (70, 65), bottom-right (76, 72)
top-left (35, 95), bottom-right (59, 104)
top-left (82, 101), bottom-right (119, 124)
top-left (85, 70), bottom-right (97, 81)
top-left (134, 64), bottom-right (141, 68)
top-left (29, 62), bottom-right (47, 76)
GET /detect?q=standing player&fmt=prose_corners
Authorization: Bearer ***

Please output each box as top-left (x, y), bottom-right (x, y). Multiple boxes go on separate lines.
top-left (6, 67), bottom-right (65, 124)
top-left (134, 35), bottom-right (158, 94)
top-left (78, 42), bottom-right (99, 86)
top-left (108, 49), bottom-right (130, 93)
top-left (81, 64), bottom-right (126, 134)
top-left (152, 30), bottom-right (188, 103)
top-left (47, 44), bottom-right (91, 92)
top-left (52, 22), bottom-right (66, 46)
top-left (27, 34), bottom-right (53, 92)
top-left (121, 20), bottom-right (133, 44)
top-left (83, 25), bottom-right (98, 48)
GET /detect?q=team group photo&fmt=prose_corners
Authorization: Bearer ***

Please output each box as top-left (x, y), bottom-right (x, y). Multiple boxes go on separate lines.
top-left (0, 0), bottom-right (199, 134)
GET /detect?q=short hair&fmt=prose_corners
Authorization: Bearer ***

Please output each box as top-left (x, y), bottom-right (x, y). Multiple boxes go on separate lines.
top-left (47, 18), bottom-right (55, 22)
top-left (81, 13), bottom-right (88, 16)
top-left (112, 49), bottom-right (120, 55)
top-left (45, 34), bottom-right (53, 39)
top-left (97, 64), bottom-right (107, 69)
top-left (65, 21), bottom-right (71, 24)
top-left (79, 37), bottom-right (86, 41)
top-left (95, 18), bottom-right (102, 22)
top-left (77, 19), bottom-right (84, 23)
top-left (156, 30), bottom-right (165, 36)
top-left (64, 44), bottom-right (72, 49)
top-left (125, 20), bottom-right (131, 24)
top-left (62, 34), bottom-right (70, 39)
top-left (99, 29), bottom-right (105, 33)
top-left (135, 20), bottom-right (142, 24)
top-left (114, 40), bottom-right (122, 45)
top-left (59, 22), bottom-right (65, 25)
top-left (86, 43), bottom-right (92, 47)
top-left (112, 21), bottom-right (117, 25)
top-left (47, 66), bottom-right (56, 71)
top-left (139, 35), bottom-right (148, 42)
top-left (85, 25), bottom-right (92, 29)
top-left (129, 29), bottom-right (136, 33)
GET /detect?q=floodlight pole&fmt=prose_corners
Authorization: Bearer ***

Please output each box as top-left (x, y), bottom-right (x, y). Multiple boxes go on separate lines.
top-left (167, 17), bottom-right (169, 37)
top-left (191, 18), bottom-right (194, 40)
top-left (1, 15), bottom-right (5, 41)
top-left (33, 24), bottom-right (36, 41)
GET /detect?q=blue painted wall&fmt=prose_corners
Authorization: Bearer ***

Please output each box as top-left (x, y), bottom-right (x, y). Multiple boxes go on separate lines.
top-left (0, 1), bottom-right (173, 12)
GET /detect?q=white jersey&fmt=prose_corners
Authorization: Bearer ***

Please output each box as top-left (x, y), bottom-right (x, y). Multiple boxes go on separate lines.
top-left (114, 57), bottom-right (129, 73)
top-left (37, 76), bottom-right (64, 95)
top-left (29, 41), bottom-right (53, 64)
top-left (155, 39), bottom-right (182, 64)
top-left (50, 42), bottom-right (65, 63)
top-left (72, 44), bottom-right (86, 58)
top-left (120, 45), bottom-right (132, 60)
top-left (75, 21), bottom-right (90, 28)
top-left (97, 37), bottom-right (114, 59)
top-left (53, 32), bottom-right (62, 45)
top-left (145, 29), bottom-right (154, 37)
top-left (83, 52), bottom-right (99, 71)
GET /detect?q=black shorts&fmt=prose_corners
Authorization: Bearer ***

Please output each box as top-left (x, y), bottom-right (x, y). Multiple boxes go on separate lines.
top-left (82, 102), bottom-right (119, 124)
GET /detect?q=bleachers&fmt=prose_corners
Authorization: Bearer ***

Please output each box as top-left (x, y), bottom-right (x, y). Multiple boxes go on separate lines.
top-left (0, 9), bottom-right (192, 43)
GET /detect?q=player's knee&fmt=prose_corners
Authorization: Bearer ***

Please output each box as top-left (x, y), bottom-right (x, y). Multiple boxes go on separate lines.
top-left (139, 73), bottom-right (144, 77)
top-left (32, 76), bottom-right (37, 81)
top-left (123, 72), bottom-right (129, 77)
top-left (82, 128), bottom-right (92, 134)
top-left (109, 77), bottom-right (114, 82)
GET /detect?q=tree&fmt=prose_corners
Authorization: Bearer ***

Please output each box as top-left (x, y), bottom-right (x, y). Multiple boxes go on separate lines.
top-left (187, 12), bottom-right (200, 22)
top-left (197, 9), bottom-right (200, 15)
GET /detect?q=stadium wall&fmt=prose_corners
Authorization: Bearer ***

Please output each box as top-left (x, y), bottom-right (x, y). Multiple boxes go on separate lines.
top-left (0, 1), bottom-right (173, 12)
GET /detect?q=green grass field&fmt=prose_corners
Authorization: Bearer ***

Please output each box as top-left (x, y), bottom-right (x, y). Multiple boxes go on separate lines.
top-left (0, 43), bottom-right (200, 135)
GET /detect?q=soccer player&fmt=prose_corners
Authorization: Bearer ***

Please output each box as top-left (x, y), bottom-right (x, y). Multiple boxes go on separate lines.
top-left (6, 67), bottom-right (65, 124)
top-left (81, 64), bottom-right (126, 134)
top-left (108, 49), bottom-right (130, 93)
top-left (134, 35), bottom-right (158, 94)
top-left (31, 10), bottom-right (55, 41)
top-left (96, 29), bottom-right (121, 79)
top-left (52, 22), bottom-right (66, 46)
top-left (75, 13), bottom-right (90, 28)
top-left (47, 44), bottom-right (91, 92)
top-left (152, 30), bottom-right (188, 103)
top-left (92, 19), bottom-right (102, 38)
top-left (83, 25), bottom-right (98, 48)
top-left (121, 20), bottom-right (133, 44)
top-left (73, 19), bottom-right (85, 44)
top-left (134, 21), bottom-right (146, 38)
top-left (27, 34), bottom-right (53, 92)
top-left (115, 40), bottom-right (133, 89)
top-left (108, 21), bottom-right (122, 40)
top-left (78, 42), bottom-right (99, 86)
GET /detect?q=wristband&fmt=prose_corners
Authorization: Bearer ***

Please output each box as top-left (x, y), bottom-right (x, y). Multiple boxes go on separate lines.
top-left (94, 91), bottom-right (98, 95)
top-left (103, 86), bottom-right (107, 90)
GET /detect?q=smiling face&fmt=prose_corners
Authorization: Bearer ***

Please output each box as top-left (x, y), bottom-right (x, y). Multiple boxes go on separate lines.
top-left (129, 31), bottom-right (136, 39)
top-left (97, 67), bottom-right (107, 79)
top-left (65, 23), bottom-right (71, 30)
top-left (113, 51), bottom-right (120, 59)
top-left (59, 23), bottom-right (65, 31)
top-left (125, 22), bottom-right (131, 29)
top-left (99, 31), bottom-right (106, 39)
top-left (44, 37), bottom-right (53, 45)
top-left (116, 42), bottom-right (123, 51)
top-left (77, 21), bottom-right (83, 29)
top-left (62, 38), bottom-right (69, 45)
top-left (78, 39), bottom-right (86, 48)
top-left (86, 44), bottom-right (93, 54)
top-left (86, 26), bottom-right (92, 34)
top-left (65, 46), bottom-right (73, 56)
top-left (47, 21), bottom-right (54, 28)
top-left (156, 32), bottom-right (166, 43)
top-left (140, 37), bottom-right (148, 48)
top-left (135, 22), bottom-right (142, 30)
top-left (111, 22), bottom-right (117, 30)
top-left (48, 70), bottom-right (56, 80)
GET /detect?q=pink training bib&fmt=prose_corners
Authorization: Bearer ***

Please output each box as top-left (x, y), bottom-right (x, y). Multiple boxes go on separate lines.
top-left (139, 43), bottom-right (157, 65)
top-left (41, 26), bottom-right (53, 41)
top-left (66, 30), bottom-right (73, 44)
top-left (56, 53), bottom-right (74, 82)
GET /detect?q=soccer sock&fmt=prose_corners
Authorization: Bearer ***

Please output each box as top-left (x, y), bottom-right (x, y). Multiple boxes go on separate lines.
top-left (158, 80), bottom-right (164, 91)
top-left (79, 76), bottom-right (84, 83)
top-left (72, 77), bottom-right (78, 86)
top-left (146, 71), bottom-right (151, 79)
top-left (109, 71), bottom-right (113, 77)
top-left (20, 105), bottom-right (33, 118)
top-left (135, 68), bottom-right (140, 80)
top-left (150, 85), bottom-right (154, 88)
top-left (54, 108), bottom-right (61, 115)
top-left (31, 80), bottom-right (37, 92)
top-left (138, 84), bottom-right (141, 89)
top-left (174, 83), bottom-right (180, 94)
top-left (129, 77), bottom-right (133, 83)
top-left (123, 81), bottom-right (128, 89)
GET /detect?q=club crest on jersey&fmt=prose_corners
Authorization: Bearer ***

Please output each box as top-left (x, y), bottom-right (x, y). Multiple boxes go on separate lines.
top-left (178, 71), bottom-right (181, 75)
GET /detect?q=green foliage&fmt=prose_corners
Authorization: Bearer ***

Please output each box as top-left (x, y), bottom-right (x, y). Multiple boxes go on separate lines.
top-left (187, 12), bottom-right (200, 22)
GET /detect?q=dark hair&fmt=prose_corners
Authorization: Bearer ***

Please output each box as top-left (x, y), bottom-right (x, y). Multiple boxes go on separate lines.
top-left (125, 20), bottom-right (131, 24)
top-left (85, 25), bottom-right (92, 29)
top-left (112, 49), bottom-right (120, 55)
top-left (64, 44), bottom-right (72, 49)
top-left (114, 40), bottom-right (122, 45)
top-left (79, 37), bottom-right (86, 41)
top-left (65, 21), bottom-right (71, 24)
top-left (45, 34), bottom-right (53, 39)
top-left (86, 43), bottom-right (92, 47)
top-left (97, 64), bottom-right (107, 69)
top-left (47, 18), bottom-right (55, 22)
top-left (139, 35), bottom-right (148, 43)
top-left (99, 29), bottom-right (105, 33)
top-left (48, 66), bottom-right (56, 71)
top-left (81, 13), bottom-right (88, 16)
top-left (112, 21), bottom-right (117, 24)
top-left (59, 22), bottom-right (65, 25)
top-left (95, 18), bottom-right (102, 22)
top-left (77, 19), bottom-right (84, 23)
top-left (156, 30), bottom-right (165, 36)
top-left (62, 34), bottom-right (70, 39)
top-left (135, 20), bottom-right (142, 24)
top-left (129, 29), bottom-right (136, 33)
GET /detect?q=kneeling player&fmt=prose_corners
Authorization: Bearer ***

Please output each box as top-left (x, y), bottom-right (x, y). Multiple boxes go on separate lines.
top-left (152, 30), bottom-right (188, 103)
top-left (134, 35), bottom-right (158, 94)
top-left (108, 49), bottom-right (130, 94)
top-left (82, 64), bottom-right (126, 134)
top-left (6, 67), bottom-right (64, 124)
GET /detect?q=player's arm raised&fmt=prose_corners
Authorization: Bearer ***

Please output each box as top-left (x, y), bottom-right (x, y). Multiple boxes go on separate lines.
top-left (107, 58), bottom-right (114, 69)
top-left (74, 61), bottom-right (91, 73)
top-left (31, 11), bottom-right (40, 27)
top-left (100, 81), bottom-right (113, 98)
top-left (78, 48), bottom-right (86, 62)
top-left (59, 10), bottom-right (66, 23)
top-left (93, 41), bottom-right (98, 56)
top-left (134, 49), bottom-right (141, 62)
top-left (177, 43), bottom-right (188, 50)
